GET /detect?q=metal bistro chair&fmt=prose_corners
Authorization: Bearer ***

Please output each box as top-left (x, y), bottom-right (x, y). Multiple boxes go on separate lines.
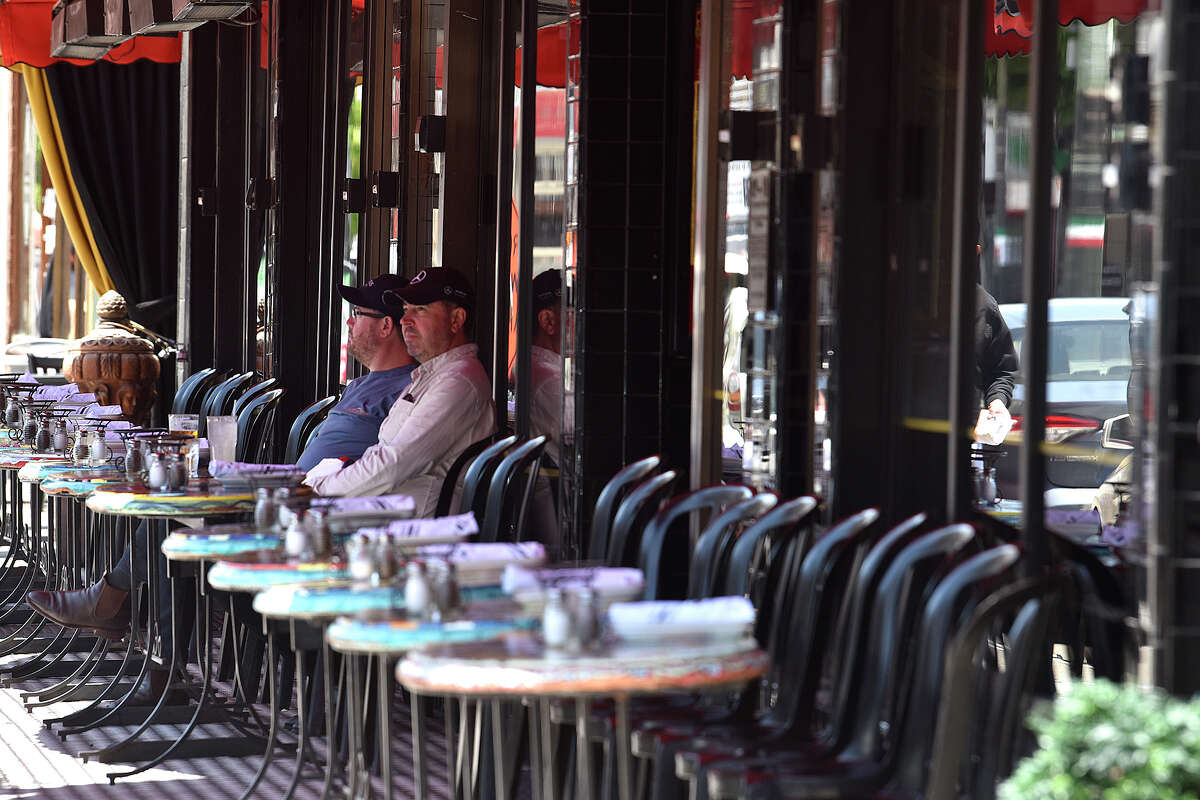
top-left (171, 367), bottom-right (224, 415)
top-left (436, 430), bottom-right (513, 517)
top-left (199, 371), bottom-right (257, 435)
top-left (458, 434), bottom-right (520, 520)
top-left (235, 388), bottom-right (285, 463)
top-left (480, 435), bottom-right (549, 543)
top-left (587, 456), bottom-right (662, 563)
top-left (232, 377), bottom-right (281, 420)
top-left (283, 395), bottom-right (337, 464)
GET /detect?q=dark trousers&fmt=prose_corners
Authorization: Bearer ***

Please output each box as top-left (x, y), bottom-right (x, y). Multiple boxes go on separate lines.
top-left (107, 519), bottom-right (194, 665)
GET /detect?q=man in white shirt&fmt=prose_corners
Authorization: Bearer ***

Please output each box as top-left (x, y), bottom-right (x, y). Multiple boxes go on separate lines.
top-left (529, 269), bottom-right (564, 466)
top-left (305, 268), bottom-right (497, 516)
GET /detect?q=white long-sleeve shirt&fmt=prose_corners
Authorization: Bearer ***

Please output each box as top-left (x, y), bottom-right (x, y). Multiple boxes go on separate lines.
top-left (306, 343), bottom-right (496, 516)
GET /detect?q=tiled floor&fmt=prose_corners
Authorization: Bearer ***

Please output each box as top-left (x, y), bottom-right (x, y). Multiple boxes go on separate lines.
top-left (0, 641), bottom-right (453, 800)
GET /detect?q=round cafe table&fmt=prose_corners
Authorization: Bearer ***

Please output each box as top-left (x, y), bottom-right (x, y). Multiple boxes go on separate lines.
top-left (398, 632), bottom-right (769, 800)
top-left (11, 462), bottom-right (125, 711)
top-left (326, 602), bottom-right (536, 800)
top-left (79, 480), bottom-right (259, 781)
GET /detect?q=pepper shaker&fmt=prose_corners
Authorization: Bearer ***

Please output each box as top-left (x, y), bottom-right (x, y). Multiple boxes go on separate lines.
top-left (165, 453), bottom-right (187, 490)
top-left (304, 509), bottom-right (331, 558)
top-left (570, 588), bottom-right (599, 650)
top-left (73, 432), bottom-right (90, 464)
top-left (253, 488), bottom-right (276, 532)
top-left (34, 419), bottom-right (51, 452)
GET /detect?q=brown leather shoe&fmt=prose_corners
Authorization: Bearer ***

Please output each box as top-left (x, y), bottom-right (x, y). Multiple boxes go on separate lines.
top-left (127, 668), bottom-right (188, 706)
top-left (27, 575), bottom-right (130, 639)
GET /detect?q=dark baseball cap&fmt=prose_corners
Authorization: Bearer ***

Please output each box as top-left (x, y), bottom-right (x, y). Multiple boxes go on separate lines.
top-left (533, 269), bottom-right (562, 311)
top-left (337, 273), bottom-right (410, 314)
top-left (382, 268), bottom-right (474, 309)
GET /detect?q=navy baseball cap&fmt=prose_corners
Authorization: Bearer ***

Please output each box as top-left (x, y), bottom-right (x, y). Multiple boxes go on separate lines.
top-left (337, 274), bottom-right (410, 314)
top-left (382, 268), bottom-right (474, 309)
top-left (533, 269), bottom-right (562, 311)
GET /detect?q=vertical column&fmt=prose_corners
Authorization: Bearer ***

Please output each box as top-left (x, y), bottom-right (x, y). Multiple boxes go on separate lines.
top-left (1146, 1), bottom-right (1200, 695)
top-left (562, 0), bottom-right (691, 553)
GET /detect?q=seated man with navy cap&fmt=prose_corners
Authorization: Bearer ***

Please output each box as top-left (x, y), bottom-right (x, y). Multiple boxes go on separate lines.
top-left (305, 267), bottom-right (497, 516)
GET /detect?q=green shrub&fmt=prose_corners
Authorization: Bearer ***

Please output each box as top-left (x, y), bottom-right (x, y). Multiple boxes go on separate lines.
top-left (999, 679), bottom-right (1200, 800)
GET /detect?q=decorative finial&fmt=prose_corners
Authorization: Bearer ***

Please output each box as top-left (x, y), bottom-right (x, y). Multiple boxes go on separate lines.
top-left (96, 291), bottom-right (129, 321)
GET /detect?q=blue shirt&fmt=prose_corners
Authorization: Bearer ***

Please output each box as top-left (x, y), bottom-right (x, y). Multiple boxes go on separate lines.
top-left (295, 364), bottom-right (416, 471)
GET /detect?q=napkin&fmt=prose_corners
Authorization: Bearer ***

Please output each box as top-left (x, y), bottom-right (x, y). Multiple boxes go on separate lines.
top-left (358, 512), bottom-right (479, 541)
top-left (210, 460), bottom-right (304, 476)
top-left (32, 384), bottom-right (78, 401)
top-left (501, 565), bottom-right (645, 596)
top-left (417, 540), bottom-right (544, 564)
top-left (103, 420), bottom-right (134, 441)
top-left (303, 457), bottom-right (345, 484)
top-left (310, 494), bottom-right (417, 514)
top-left (17, 372), bottom-right (37, 384)
top-left (974, 409), bottom-right (1014, 445)
top-left (607, 596), bottom-right (755, 630)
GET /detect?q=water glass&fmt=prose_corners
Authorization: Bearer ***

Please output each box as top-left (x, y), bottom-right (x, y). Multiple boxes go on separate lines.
top-left (207, 415), bottom-right (237, 462)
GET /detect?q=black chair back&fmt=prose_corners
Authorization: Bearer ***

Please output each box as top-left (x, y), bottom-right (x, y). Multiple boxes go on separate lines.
top-left (283, 395), bottom-right (337, 464)
top-left (926, 573), bottom-right (1063, 800)
top-left (838, 524), bottom-right (976, 761)
top-left (233, 377), bottom-right (281, 419)
top-left (607, 470), bottom-right (677, 567)
top-left (458, 435), bottom-right (518, 519)
top-left (687, 493), bottom-right (779, 600)
top-left (27, 353), bottom-right (62, 374)
top-left (481, 436), bottom-right (548, 542)
top-left (722, 495), bottom-right (820, 598)
top-left (200, 371), bottom-right (256, 433)
top-left (171, 367), bottom-right (218, 414)
top-left (638, 484), bottom-right (755, 600)
top-left (438, 431), bottom-right (511, 517)
top-left (235, 387), bottom-right (284, 462)
top-left (588, 455), bottom-right (662, 562)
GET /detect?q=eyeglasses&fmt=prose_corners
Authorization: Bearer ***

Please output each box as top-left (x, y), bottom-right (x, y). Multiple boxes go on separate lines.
top-left (350, 308), bottom-right (387, 319)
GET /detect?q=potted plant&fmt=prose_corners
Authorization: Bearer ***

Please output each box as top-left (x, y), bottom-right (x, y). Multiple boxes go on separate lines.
top-left (1000, 679), bottom-right (1200, 800)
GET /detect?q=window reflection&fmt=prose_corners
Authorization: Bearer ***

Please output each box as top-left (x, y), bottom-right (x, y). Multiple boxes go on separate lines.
top-left (978, 15), bottom-right (1156, 548)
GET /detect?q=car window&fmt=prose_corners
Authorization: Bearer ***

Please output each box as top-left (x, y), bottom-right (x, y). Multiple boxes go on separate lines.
top-left (1009, 320), bottom-right (1131, 382)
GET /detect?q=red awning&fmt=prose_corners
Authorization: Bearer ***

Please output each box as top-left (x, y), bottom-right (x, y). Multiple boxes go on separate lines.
top-left (0, 0), bottom-right (180, 68)
top-left (987, 0), bottom-right (1152, 57)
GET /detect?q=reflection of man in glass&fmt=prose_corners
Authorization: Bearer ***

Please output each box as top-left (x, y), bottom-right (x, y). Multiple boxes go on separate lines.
top-left (529, 269), bottom-right (564, 467)
top-left (974, 283), bottom-right (1019, 438)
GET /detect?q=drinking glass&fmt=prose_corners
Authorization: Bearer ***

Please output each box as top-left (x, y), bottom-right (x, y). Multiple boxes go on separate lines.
top-left (207, 415), bottom-right (237, 462)
top-left (168, 413), bottom-right (200, 438)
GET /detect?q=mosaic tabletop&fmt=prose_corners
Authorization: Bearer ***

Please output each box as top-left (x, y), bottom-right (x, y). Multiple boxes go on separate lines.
top-left (397, 632), bottom-right (769, 698)
top-left (18, 462), bottom-right (123, 497)
top-left (86, 481), bottom-right (255, 518)
top-left (255, 583), bottom-right (509, 622)
top-left (207, 551), bottom-right (350, 593)
top-left (327, 601), bottom-right (536, 656)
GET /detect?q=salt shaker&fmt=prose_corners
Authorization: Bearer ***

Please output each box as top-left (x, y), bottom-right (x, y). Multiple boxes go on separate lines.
top-left (52, 420), bottom-right (69, 453)
top-left (348, 534), bottom-right (375, 583)
top-left (283, 515), bottom-right (307, 558)
top-left (146, 452), bottom-right (167, 490)
top-left (404, 561), bottom-right (431, 619)
top-left (90, 430), bottom-right (111, 467)
top-left (253, 488), bottom-right (276, 532)
top-left (542, 588), bottom-right (572, 650)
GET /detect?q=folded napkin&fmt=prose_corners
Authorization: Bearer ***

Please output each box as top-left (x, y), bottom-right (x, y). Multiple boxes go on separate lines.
top-left (310, 494), bottom-right (417, 514)
top-left (210, 460), bottom-right (303, 477)
top-left (358, 512), bottom-right (479, 541)
top-left (303, 457), bottom-right (345, 484)
top-left (417, 540), bottom-right (545, 564)
top-left (33, 384), bottom-right (78, 401)
top-left (55, 392), bottom-right (97, 405)
top-left (607, 596), bottom-right (755, 630)
top-left (501, 565), bottom-right (644, 596)
top-left (974, 410), bottom-right (1014, 446)
top-left (86, 403), bottom-right (125, 418)
top-left (17, 372), bottom-right (37, 384)
top-left (103, 420), bottom-right (134, 441)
